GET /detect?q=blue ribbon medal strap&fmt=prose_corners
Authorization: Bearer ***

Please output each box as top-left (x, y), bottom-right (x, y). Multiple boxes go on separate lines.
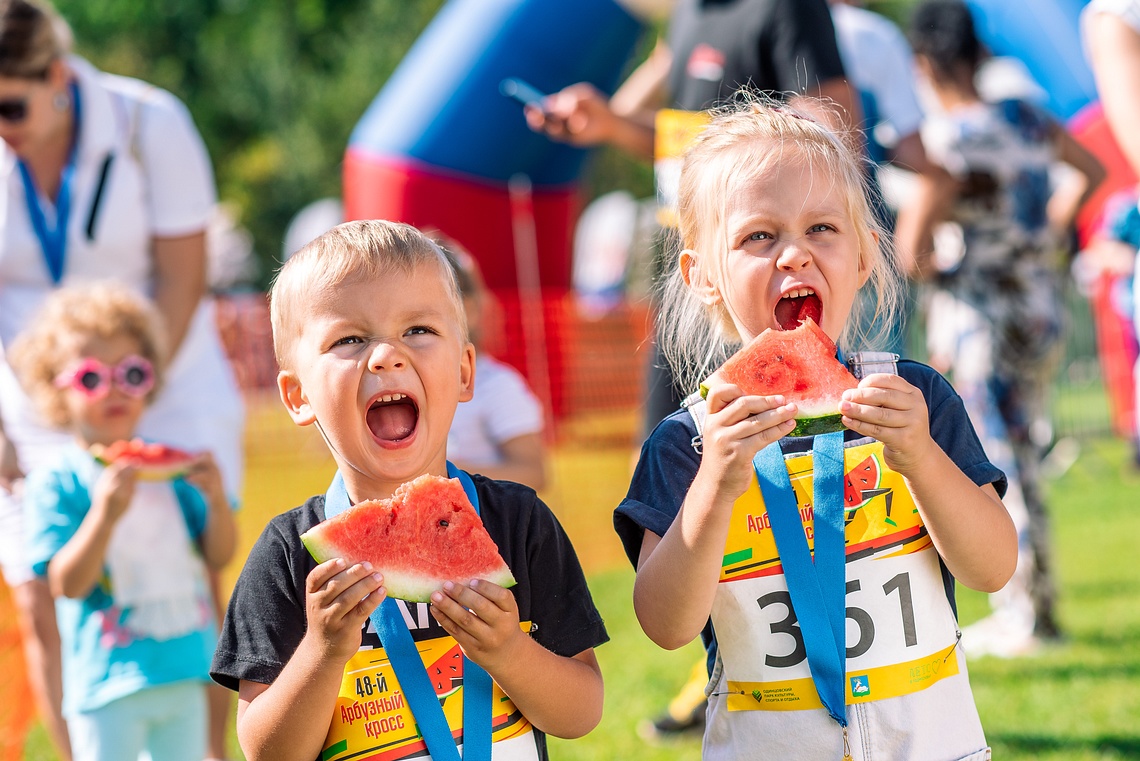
top-left (753, 431), bottom-right (850, 738)
top-left (19, 81), bottom-right (81, 285)
top-left (324, 463), bottom-right (492, 761)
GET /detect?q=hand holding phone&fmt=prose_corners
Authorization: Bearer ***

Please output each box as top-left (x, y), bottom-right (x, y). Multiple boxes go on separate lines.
top-left (499, 78), bottom-right (548, 109)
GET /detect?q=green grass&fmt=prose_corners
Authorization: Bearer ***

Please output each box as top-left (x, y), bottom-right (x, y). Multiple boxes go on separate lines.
top-left (955, 437), bottom-right (1140, 760)
top-left (19, 431), bottom-right (1140, 760)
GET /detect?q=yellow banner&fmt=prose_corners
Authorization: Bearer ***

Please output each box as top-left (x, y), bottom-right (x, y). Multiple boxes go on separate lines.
top-left (725, 640), bottom-right (962, 712)
top-left (654, 108), bottom-right (711, 227)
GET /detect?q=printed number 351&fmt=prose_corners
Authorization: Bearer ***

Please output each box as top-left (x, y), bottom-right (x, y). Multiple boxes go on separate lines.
top-left (756, 572), bottom-right (918, 668)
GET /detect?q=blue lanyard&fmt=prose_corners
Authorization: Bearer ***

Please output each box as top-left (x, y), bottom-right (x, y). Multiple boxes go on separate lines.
top-left (753, 431), bottom-right (848, 727)
top-left (18, 81), bottom-right (81, 285)
top-left (323, 464), bottom-right (492, 761)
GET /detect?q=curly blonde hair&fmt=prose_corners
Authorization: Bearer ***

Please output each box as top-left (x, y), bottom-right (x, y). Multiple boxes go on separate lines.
top-left (7, 282), bottom-right (167, 429)
top-left (658, 95), bottom-right (905, 395)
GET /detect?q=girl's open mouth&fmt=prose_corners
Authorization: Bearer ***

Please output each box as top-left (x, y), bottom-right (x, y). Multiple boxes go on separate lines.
top-left (775, 289), bottom-right (822, 330)
top-left (366, 394), bottom-right (419, 442)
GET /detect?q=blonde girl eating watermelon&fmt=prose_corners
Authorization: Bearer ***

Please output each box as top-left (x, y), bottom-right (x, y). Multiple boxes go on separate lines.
top-left (8, 281), bottom-right (235, 761)
top-left (613, 98), bottom-right (1017, 760)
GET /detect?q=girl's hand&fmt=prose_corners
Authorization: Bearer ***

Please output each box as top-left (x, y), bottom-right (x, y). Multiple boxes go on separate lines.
top-left (430, 579), bottom-right (524, 673)
top-left (92, 460), bottom-right (138, 523)
top-left (839, 373), bottom-right (936, 474)
top-left (699, 382), bottom-right (797, 502)
top-left (304, 558), bottom-right (385, 663)
top-left (184, 451), bottom-right (227, 506)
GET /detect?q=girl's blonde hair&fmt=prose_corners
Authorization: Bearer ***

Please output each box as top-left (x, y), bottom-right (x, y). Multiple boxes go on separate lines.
top-left (269, 219), bottom-right (465, 371)
top-left (7, 282), bottom-right (167, 429)
top-left (659, 96), bottom-right (904, 395)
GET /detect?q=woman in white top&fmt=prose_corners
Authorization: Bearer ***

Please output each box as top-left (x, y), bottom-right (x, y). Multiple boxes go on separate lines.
top-left (0, 2), bottom-right (243, 758)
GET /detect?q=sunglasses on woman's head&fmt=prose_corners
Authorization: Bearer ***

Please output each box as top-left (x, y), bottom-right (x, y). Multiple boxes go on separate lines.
top-left (54, 355), bottom-right (155, 400)
top-left (0, 97), bottom-right (28, 123)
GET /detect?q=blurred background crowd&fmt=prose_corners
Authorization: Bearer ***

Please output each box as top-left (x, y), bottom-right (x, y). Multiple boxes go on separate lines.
top-left (1, 0), bottom-right (1139, 759)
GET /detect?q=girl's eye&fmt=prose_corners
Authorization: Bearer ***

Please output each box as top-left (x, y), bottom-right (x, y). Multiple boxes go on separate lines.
top-left (747, 231), bottom-right (772, 242)
top-left (809, 224), bottom-right (835, 234)
top-left (331, 335), bottom-right (364, 347)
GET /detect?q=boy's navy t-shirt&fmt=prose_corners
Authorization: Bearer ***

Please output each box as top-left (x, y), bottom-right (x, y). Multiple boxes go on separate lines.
top-left (212, 474), bottom-right (608, 761)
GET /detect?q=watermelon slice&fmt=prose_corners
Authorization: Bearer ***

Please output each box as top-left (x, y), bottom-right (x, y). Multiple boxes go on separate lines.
top-left (90, 438), bottom-right (194, 481)
top-left (701, 318), bottom-right (858, 436)
top-left (300, 474), bottom-right (517, 603)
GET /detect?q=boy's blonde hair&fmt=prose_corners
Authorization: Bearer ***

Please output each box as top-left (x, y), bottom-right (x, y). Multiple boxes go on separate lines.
top-left (659, 96), bottom-right (905, 395)
top-left (269, 219), bottom-right (466, 371)
top-left (7, 282), bottom-right (166, 429)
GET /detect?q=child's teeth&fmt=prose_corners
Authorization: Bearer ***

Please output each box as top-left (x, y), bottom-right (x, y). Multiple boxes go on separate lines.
top-left (379, 393), bottom-right (406, 403)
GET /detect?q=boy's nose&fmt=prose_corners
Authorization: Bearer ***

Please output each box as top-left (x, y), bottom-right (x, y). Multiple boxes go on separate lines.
top-left (368, 343), bottom-right (406, 372)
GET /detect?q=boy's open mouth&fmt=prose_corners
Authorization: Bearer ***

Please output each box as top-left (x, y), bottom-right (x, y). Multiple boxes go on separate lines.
top-left (366, 394), bottom-right (419, 442)
top-left (775, 289), bottom-right (822, 330)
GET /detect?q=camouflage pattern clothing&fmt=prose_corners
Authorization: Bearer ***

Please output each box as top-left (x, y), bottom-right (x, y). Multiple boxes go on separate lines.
top-left (922, 98), bottom-right (1064, 639)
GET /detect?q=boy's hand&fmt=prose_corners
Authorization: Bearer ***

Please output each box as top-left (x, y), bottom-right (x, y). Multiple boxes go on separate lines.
top-left (698, 382), bottom-right (797, 501)
top-left (839, 373), bottom-right (936, 474)
top-left (183, 451), bottom-right (227, 506)
top-left (305, 558), bottom-right (386, 663)
top-left (92, 460), bottom-right (138, 523)
top-left (430, 579), bottom-right (524, 673)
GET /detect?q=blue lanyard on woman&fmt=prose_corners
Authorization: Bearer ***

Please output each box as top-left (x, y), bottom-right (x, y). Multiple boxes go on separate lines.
top-left (324, 464), bottom-right (493, 761)
top-left (18, 81), bottom-right (81, 285)
top-left (753, 431), bottom-right (851, 756)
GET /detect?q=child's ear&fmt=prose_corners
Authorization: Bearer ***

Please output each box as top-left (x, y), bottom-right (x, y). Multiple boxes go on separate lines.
top-left (858, 229), bottom-right (879, 288)
top-left (278, 370), bottom-right (316, 426)
top-left (680, 249), bottom-right (721, 306)
top-left (458, 342), bottom-right (476, 403)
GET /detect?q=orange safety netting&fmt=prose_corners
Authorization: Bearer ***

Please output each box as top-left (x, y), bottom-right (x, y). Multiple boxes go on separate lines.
top-left (0, 582), bottom-right (34, 761)
top-left (213, 290), bottom-right (657, 444)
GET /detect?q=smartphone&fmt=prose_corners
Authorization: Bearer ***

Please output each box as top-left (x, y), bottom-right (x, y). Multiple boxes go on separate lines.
top-left (499, 77), bottom-right (548, 109)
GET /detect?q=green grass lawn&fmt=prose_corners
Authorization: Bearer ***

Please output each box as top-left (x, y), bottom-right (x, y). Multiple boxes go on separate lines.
top-left (19, 429), bottom-right (1140, 760)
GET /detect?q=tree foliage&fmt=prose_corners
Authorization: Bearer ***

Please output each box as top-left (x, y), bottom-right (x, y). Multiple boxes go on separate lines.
top-left (51, 1), bottom-right (916, 285)
top-left (55, 0), bottom-right (445, 284)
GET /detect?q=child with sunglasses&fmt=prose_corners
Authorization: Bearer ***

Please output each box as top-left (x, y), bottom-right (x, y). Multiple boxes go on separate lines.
top-left (7, 281), bottom-right (236, 761)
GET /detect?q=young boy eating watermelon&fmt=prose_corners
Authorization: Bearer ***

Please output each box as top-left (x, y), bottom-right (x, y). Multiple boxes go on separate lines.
top-left (210, 220), bottom-right (608, 761)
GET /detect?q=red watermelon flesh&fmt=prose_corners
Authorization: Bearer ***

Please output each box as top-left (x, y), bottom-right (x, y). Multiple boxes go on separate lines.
top-left (704, 318), bottom-right (858, 436)
top-left (90, 438), bottom-right (194, 480)
top-left (300, 474), bottom-right (517, 603)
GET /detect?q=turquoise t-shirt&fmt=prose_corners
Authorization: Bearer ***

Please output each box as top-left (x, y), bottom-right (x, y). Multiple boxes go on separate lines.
top-left (25, 444), bottom-right (216, 716)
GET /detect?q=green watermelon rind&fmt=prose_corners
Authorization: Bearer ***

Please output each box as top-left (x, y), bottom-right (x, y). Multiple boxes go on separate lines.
top-left (300, 531), bottom-right (518, 604)
top-left (790, 413), bottom-right (846, 437)
top-left (90, 442), bottom-right (193, 481)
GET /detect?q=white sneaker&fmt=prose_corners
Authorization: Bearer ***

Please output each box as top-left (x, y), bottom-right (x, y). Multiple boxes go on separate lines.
top-left (961, 611), bottom-right (1040, 658)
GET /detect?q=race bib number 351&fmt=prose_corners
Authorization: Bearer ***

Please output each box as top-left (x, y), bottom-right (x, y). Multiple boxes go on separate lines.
top-left (711, 442), bottom-right (963, 711)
